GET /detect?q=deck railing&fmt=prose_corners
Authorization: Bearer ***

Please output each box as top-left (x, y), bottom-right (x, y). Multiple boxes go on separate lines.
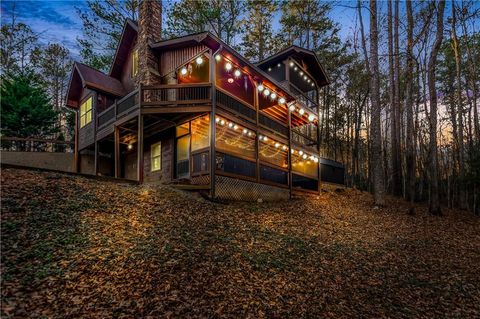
top-left (141, 83), bottom-right (211, 106)
top-left (289, 83), bottom-right (318, 112)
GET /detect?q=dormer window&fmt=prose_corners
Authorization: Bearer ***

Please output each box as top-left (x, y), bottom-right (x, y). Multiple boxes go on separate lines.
top-left (131, 49), bottom-right (138, 77)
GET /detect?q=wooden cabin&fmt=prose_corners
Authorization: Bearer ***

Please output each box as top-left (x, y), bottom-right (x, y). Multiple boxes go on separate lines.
top-left (66, 1), bottom-right (339, 201)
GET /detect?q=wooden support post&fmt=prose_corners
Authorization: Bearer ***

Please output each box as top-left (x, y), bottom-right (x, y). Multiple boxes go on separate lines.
top-left (114, 126), bottom-right (120, 178)
top-left (74, 111), bottom-right (80, 173)
top-left (210, 47), bottom-right (221, 200)
top-left (288, 103), bottom-right (293, 199)
top-left (137, 115), bottom-right (144, 183)
top-left (94, 141), bottom-right (99, 176)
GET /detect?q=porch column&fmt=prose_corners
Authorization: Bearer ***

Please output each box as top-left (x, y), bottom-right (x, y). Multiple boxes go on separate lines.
top-left (114, 126), bottom-right (120, 178)
top-left (74, 111), bottom-right (80, 173)
top-left (94, 141), bottom-right (99, 176)
top-left (137, 115), bottom-right (144, 183)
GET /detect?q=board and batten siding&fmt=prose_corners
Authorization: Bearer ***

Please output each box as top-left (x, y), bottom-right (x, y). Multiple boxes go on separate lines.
top-left (160, 45), bottom-right (208, 77)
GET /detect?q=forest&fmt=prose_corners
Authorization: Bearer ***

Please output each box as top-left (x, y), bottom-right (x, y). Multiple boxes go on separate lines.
top-left (1, 0), bottom-right (479, 214)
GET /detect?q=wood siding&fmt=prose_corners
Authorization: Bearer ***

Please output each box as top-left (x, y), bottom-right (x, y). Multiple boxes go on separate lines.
top-left (160, 45), bottom-right (208, 78)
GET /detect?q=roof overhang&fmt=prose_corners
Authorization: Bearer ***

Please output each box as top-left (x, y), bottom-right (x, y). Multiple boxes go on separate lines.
top-left (257, 46), bottom-right (330, 88)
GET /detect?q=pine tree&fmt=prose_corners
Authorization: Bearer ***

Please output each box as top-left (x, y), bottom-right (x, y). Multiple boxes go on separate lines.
top-left (76, 0), bottom-right (138, 71)
top-left (241, 0), bottom-right (280, 62)
top-left (165, 0), bottom-right (243, 46)
top-left (1, 73), bottom-right (59, 139)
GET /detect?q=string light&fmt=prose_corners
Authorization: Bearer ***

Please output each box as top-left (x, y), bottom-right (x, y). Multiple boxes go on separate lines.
top-left (180, 67), bottom-right (187, 75)
top-left (302, 154), bottom-right (308, 159)
top-left (263, 89), bottom-right (270, 96)
top-left (299, 150), bottom-right (304, 155)
top-left (277, 63), bottom-right (281, 67)
top-left (299, 108), bottom-right (305, 115)
top-left (270, 92), bottom-right (277, 100)
top-left (243, 128), bottom-right (248, 134)
top-left (289, 104), bottom-right (296, 112)
top-left (268, 67), bottom-right (272, 71)
top-left (233, 124), bottom-right (239, 130)
top-left (215, 117), bottom-right (220, 123)
top-left (215, 54), bottom-right (221, 61)
top-left (299, 71), bottom-right (304, 76)
top-left (258, 84), bottom-right (264, 92)
top-left (220, 119), bottom-right (225, 125)
top-left (234, 69), bottom-right (241, 78)
top-left (196, 56), bottom-right (203, 65)
top-left (127, 144), bottom-right (133, 150)
top-left (274, 142), bottom-right (280, 148)
top-left (225, 62), bottom-right (232, 71)
top-left (289, 61), bottom-right (294, 67)
top-left (279, 97), bottom-right (286, 105)
top-left (308, 114), bottom-right (315, 122)
top-left (228, 122), bottom-right (234, 128)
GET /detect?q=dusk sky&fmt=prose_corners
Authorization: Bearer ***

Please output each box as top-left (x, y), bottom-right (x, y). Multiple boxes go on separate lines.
top-left (1, 0), bottom-right (358, 61)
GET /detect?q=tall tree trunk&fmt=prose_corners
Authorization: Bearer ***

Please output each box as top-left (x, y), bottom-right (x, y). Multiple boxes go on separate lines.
top-left (451, 2), bottom-right (467, 209)
top-left (427, 0), bottom-right (445, 215)
top-left (369, 0), bottom-right (386, 206)
top-left (405, 0), bottom-right (416, 212)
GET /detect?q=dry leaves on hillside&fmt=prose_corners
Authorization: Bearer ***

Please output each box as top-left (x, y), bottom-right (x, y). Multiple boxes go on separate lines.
top-left (1, 168), bottom-right (479, 318)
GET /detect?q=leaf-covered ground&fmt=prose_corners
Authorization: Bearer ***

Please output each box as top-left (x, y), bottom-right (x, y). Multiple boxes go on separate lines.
top-left (1, 168), bottom-right (479, 318)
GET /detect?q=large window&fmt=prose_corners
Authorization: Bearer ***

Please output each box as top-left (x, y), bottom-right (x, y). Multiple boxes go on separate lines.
top-left (215, 56), bottom-right (255, 107)
top-left (291, 150), bottom-right (318, 179)
top-left (191, 115), bottom-right (210, 151)
top-left (80, 96), bottom-right (93, 128)
top-left (177, 54), bottom-right (209, 84)
top-left (132, 49), bottom-right (138, 77)
top-left (151, 142), bottom-right (161, 171)
top-left (215, 116), bottom-right (256, 159)
top-left (259, 135), bottom-right (288, 168)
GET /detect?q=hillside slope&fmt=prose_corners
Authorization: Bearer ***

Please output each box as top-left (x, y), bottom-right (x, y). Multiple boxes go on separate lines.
top-left (1, 168), bottom-right (479, 318)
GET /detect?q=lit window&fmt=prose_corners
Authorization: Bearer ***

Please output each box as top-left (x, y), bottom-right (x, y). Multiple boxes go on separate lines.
top-left (291, 151), bottom-right (318, 178)
top-left (80, 96), bottom-right (93, 128)
top-left (191, 115), bottom-right (210, 151)
top-left (215, 117), bottom-right (256, 159)
top-left (132, 49), bottom-right (138, 77)
top-left (151, 142), bottom-right (161, 171)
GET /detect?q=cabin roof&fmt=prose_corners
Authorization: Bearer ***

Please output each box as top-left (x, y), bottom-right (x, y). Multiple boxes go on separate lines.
top-left (109, 19), bottom-right (138, 79)
top-left (257, 46), bottom-right (330, 87)
top-left (66, 62), bottom-right (126, 108)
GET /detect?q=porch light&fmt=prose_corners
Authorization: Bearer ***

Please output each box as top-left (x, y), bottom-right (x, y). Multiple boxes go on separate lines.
top-left (225, 62), bottom-right (233, 71)
top-left (270, 92), bottom-right (277, 100)
top-left (180, 67), bottom-right (187, 75)
top-left (215, 54), bottom-right (221, 61)
top-left (278, 97), bottom-right (286, 105)
top-left (308, 114), bottom-right (315, 122)
top-left (263, 89), bottom-right (270, 96)
top-left (299, 108), bottom-right (305, 115)
top-left (234, 69), bottom-right (241, 78)
top-left (196, 56), bottom-right (204, 65)
top-left (288, 104), bottom-right (295, 112)
top-left (257, 84), bottom-right (264, 92)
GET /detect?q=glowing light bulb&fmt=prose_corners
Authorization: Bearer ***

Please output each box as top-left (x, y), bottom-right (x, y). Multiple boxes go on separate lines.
top-left (233, 125), bottom-right (238, 130)
top-left (314, 157), bottom-right (319, 163)
top-left (263, 89), bottom-right (270, 96)
top-left (299, 108), bottom-right (305, 115)
top-left (279, 97), bottom-right (286, 105)
top-left (282, 145), bottom-right (288, 150)
top-left (308, 114), bottom-right (315, 121)
top-left (289, 62), bottom-right (294, 67)
top-left (225, 62), bottom-right (232, 71)
top-left (299, 150), bottom-right (304, 155)
top-left (294, 66), bottom-right (298, 71)
top-left (215, 54), bottom-right (221, 61)
top-left (215, 117), bottom-right (220, 123)
top-left (180, 67), bottom-right (187, 75)
top-left (263, 136), bottom-right (268, 141)
top-left (311, 82), bottom-right (315, 87)
top-left (307, 79), bottom-right (311, 83)
top-left (234, 69), bottom-right (241, 78)
top-left (243, 128), bottom-right (248, 134)
top-left (258, 84), bottom-right (264, 92)
top-left (275, 142), bottom-right (280, 148)
top-left (196, 56), bottom-right (203, 65)
top-left (220, 120), bottom-right (225, 125)
top-left (299, 71), bottom-right (304, 76)
top-left (270, 92), bottom-right (277, 100)
top-left (127, 144), bottom-right (133, 150)
top-left (289, 104), bottom-right (296, 112)
top-left (304, 75), bottom-right (307, 80)
top-left (248, 132), bottom-right (253, 137)
top-left (277, 63), bottom-right (281, 67)
top-left (303, 154), bottom-right (308, 159)
top-left (291, 149), bottom-right (295, 154)
top-left (268, 67), bottom-right (272, 71)
top-left (228, 122), bottom-right (233, 128)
